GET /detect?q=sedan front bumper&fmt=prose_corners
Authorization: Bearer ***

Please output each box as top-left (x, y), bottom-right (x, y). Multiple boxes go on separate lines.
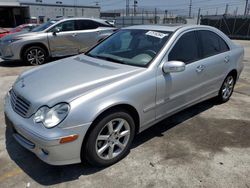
top-left (4, 94), bottom-right (92, 165)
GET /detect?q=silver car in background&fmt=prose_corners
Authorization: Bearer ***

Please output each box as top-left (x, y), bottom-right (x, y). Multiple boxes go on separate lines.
top-left (4, 25), bottom-right (244, 167)
top-left (0, 18), bottom-right (115, 65)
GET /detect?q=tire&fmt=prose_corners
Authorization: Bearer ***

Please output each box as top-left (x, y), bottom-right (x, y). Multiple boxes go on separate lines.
top-left (23, 46), bottom-right (48, 65)
top-left (84, 110), bottom-right (135, 167)
top-left (217, 74), bottom-right (236, 103)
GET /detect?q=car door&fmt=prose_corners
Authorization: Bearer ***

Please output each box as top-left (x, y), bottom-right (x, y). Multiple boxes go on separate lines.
top-left (156, 30), bottom-right (205, 120)
top-left (196, 30), bottom-right (231, 93)
top-left (74, 20), bottom-right (99, 53)
top-left (47, 20), bottom-right (79, 57)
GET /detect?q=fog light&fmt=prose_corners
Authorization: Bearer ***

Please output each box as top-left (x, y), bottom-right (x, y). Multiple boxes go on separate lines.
top-left (59, 134), bottom-right (78, 144)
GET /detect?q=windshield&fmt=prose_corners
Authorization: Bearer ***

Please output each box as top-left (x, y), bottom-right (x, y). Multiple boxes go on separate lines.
top-left (86, 29), bottom-right (172, 67)
top-left (31, 20), bottom-right (57, 32)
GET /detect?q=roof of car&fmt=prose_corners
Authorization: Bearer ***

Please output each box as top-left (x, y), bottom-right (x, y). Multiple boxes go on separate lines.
top-left (55, 17), bottom-right (110, 26)
top-left (124, 24), bottom-right (183, 32)
top-left (124, 24), bottom-right (213, 32)
top-left (57, 17), bottom-right (106, 22)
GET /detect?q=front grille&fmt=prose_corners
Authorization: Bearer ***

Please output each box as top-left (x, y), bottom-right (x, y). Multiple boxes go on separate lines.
top-left (10, 89), bottom-right (31, 117)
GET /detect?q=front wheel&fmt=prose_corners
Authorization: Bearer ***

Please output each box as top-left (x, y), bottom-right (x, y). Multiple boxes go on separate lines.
top-left (23, 46), bottom-right (48, 65)
top-left (217, 74), bottom-right (235, 103)
top-left (84, 110), bottom-right (135, 167)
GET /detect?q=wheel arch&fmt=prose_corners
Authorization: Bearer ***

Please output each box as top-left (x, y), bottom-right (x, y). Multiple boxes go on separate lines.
top-left (228, 69), bottom-right (238, 81)
top-left (80, 103), bottom-right (140, 161)
top-left (20, 42), bottom-right (50, 60)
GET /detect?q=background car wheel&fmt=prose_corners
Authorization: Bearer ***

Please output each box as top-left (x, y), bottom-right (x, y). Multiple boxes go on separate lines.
top-left (217, 74), bottom-right (236, 103)
top-left (23, 46), bottom-right (48, 65)
top-left (84, 110), bottom-right (135, 167)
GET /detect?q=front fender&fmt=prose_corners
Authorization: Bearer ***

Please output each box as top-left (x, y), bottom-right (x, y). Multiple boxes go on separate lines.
top-left (63, 96), bottom-right (140, 129)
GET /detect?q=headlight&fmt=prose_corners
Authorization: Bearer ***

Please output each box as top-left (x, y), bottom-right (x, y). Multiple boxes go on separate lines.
top-left (34, 103), bottom-right (70, 128)
top-left (3, 38), bottom-right (21, 43)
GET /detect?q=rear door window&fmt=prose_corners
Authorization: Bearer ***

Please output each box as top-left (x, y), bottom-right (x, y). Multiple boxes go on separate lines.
top-left (198, 30), bottom-right (229, 58)
top-left (168, 31), bottom-right (199, 64)
top-left (75, 20), bottom-right (98, 30)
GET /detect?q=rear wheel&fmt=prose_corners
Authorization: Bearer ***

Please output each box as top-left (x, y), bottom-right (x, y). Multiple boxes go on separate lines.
top-left (217, 74), bottom-right (235, 103)
top-left (23, 46), bottom-right (48, 65)
top-left (84, 110), bottom-right (135, 167)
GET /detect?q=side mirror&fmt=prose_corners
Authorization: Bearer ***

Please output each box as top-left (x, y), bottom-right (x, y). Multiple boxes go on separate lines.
top-left (162, 60), bottom-right (186, 73)
top-left (53, 28), bottom-right (60, 36)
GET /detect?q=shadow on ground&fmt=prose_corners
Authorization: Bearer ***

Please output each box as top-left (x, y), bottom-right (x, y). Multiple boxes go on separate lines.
top-left (5, 98), bottom-right (217, 185)
top-left (0, 57), bottom-right (65, 67)
top-left (0, 60), bottom-right (29, 67)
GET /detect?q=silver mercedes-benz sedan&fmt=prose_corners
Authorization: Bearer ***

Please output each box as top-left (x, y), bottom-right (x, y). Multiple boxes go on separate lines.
top-left (0, 18), bottom-right (115, 65)
top-left (4, 25), bottom-right (244, 167)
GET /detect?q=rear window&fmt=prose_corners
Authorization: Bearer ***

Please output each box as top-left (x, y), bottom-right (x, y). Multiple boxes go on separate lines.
top-left (75, 20), bottom-right (98, 30)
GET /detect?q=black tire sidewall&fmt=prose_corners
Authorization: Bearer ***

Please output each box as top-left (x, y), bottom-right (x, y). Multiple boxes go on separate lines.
top-left (85, 110), bottom-right (135, 167)
top-left (23, 46), bottom-right (47, 65)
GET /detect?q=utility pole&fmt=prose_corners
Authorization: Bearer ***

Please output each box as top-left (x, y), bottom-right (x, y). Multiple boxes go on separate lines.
top-left (74, 0), bottom-right (77, 16)
top-left (215, 8), bottom-right (218, 15)
top-left (235, 7), bottom-right (238, 16)
top-left (164, 10), bottom-right (168, 24)
top-left (189, 0), bottom-right (192, 18)
top-left (133, 0), bottom-right (138, 16)
top-left (244, 0), bottom-right (249, 15)
top-left (197, 8), bottom-right (201, 25)
top-left (126, 0), bottom-right (129, 16)
top-left (225, 4), bottom-right (229, 15)
top-left (154, 8), bottom-right (157, 24)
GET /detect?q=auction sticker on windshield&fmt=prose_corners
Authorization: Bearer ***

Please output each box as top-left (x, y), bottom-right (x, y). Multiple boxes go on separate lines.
top-left (145, 31), bottom-right (169, 39)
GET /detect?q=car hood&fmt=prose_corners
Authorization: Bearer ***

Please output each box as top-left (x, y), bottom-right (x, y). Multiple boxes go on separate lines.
top-left (13, 55), bottom-right (144, 112)
top-left (1, 31), bottom-right (41, 41)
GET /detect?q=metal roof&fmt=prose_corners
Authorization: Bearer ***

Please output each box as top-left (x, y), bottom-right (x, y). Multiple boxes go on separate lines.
top-left (20, 2), bottom-right (99, 9)
top-left (0, 2), bottom-right (20, 7)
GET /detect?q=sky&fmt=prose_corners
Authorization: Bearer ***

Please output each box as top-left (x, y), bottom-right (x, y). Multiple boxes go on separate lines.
top-left (21, 0), bottom-right (247, 16)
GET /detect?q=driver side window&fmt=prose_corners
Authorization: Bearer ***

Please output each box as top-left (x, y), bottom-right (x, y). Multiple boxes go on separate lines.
top-left (168, 31), bottom-right (199, 64)
top-left (51, 20), bottom-right (75, 32)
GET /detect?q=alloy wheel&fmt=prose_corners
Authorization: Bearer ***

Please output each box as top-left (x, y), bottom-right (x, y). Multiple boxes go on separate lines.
top-left (27, 48), bottom-right (45, 65)
top-left (95, 118), bottom-right (131, 160)
top-left (222, 75), bottom-right (234, 100)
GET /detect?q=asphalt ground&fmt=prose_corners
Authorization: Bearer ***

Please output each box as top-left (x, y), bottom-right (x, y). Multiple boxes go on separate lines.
top-left (0, 40), bottom-right (249, 188)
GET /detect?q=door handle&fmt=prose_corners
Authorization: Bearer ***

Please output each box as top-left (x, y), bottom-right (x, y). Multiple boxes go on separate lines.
top-left (224, 56), bottom-right (230, 63)
top-left (196, 65), bottom-right (205, 73)
top-left (72, 33), bottom-right (77, 37)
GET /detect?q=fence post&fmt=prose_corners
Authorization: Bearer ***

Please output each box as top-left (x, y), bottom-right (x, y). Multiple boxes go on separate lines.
top-left (197, 8), bottom-right (201, 25)
top-left (232, 15), bottom-right (237, 34)
top-left (123, 16), bottom-right (124, 27)
top-left (247, 21), bottom-right (250, 38)
top-left (154, 8), bottom-right (157, 24)
top-left (142, 9), bottom-right (144, 24)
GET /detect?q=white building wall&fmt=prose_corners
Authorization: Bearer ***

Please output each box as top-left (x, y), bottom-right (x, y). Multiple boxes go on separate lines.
top-left (25, 4), bottom-right (100, 22)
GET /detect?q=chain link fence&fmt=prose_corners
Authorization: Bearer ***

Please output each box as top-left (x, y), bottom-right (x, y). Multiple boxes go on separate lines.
top-left (201, 15), bottom-right (250, 40)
